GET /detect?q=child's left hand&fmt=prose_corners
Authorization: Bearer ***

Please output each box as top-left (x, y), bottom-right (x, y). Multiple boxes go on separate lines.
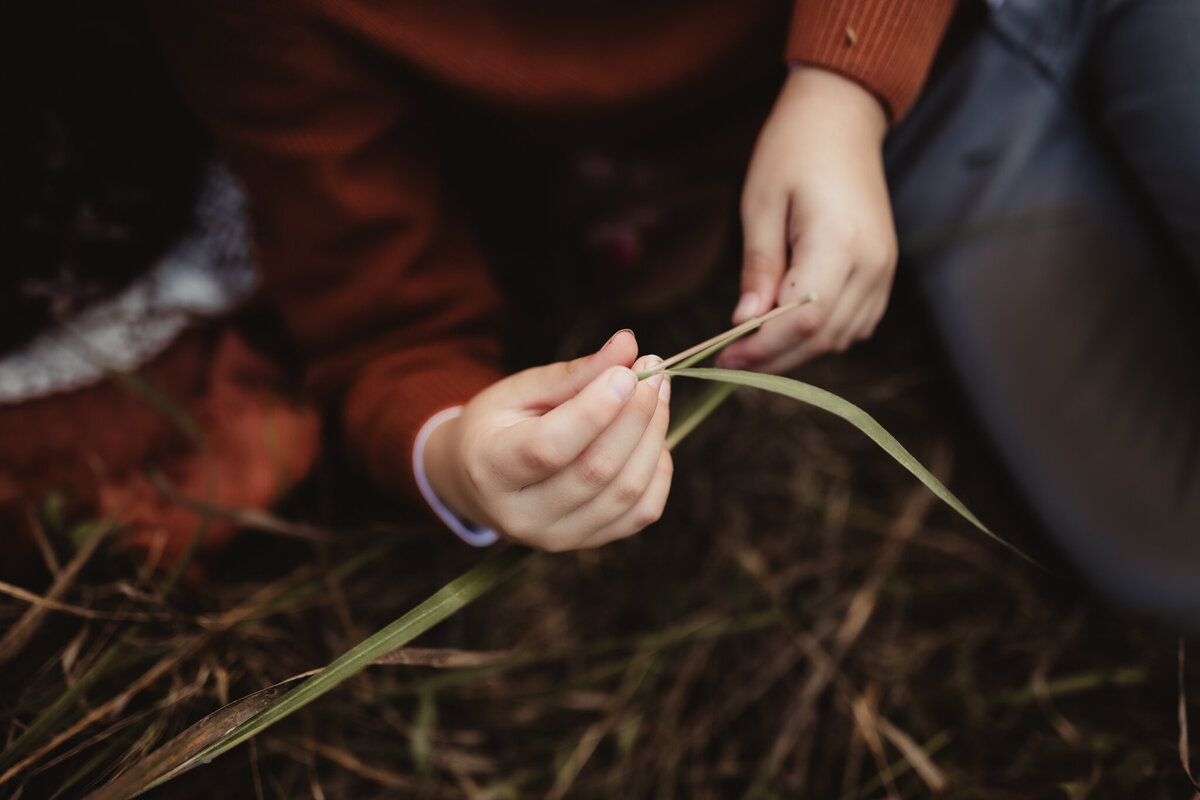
top-left (718, 66), bottom-right (897, 374)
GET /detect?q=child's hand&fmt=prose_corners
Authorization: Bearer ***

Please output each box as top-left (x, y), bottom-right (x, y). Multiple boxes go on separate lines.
top-left (422, 330), bottom-right (672, 551)
top-left (718, 66), bottom-right (897, 374)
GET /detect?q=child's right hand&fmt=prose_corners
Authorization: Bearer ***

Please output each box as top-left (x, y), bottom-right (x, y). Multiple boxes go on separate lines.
top-left (421, 330), bottom-right (673, 551)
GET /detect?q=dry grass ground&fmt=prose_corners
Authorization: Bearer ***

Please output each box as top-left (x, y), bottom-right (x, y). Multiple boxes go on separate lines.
top-left (3, 276), bottom-right (1199, 800)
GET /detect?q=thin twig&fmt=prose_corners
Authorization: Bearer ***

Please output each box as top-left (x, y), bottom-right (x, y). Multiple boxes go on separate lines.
top-left (0, 581), bottom-right (164, 623)
top-left (874, 716), bottom-right (947, 793)
top-left (849, 684), bottom-right (900, 800)
top-left (0, 521), bottom-right (115, 665)
top-left (638, 294), bottom-right (817, 379)
top-left (547, 652), bottom-right (654, 800)
top-left (26, 506), bottom-right (61, 577)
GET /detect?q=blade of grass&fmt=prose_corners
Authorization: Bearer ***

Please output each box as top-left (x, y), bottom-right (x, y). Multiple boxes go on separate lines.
top-left (89, 546), bottom-right (534, 799)
top-left (0, 520), bottom-right (115, 665)
top-left (665, 383), bottom-right (737, 450)
top-left (667, 367), bottom-right (1041, 567)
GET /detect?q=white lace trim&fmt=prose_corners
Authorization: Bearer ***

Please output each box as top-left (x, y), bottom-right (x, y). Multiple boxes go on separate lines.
top-left (0, 162), bottom-right (258, 403)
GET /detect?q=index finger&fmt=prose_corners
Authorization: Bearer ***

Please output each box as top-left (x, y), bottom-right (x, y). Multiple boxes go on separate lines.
top-left (492, 365), bottom-right (639, 487)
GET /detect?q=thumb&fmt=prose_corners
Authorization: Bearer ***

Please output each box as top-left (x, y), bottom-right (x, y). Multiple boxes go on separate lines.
top-left (736, 192), bottom-right (788, 324)
top-left (500, 329), bottom-right (639, 410)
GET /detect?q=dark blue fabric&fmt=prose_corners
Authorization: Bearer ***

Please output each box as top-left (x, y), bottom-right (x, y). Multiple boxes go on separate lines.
top-left (885, 0), bottom-right (1200, 629)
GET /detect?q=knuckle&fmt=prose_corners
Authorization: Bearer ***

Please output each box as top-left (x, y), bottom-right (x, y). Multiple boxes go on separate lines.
top-left (790, 309), bottom-right (824, 337)
top-left (578, 403), bottom-right (614, 433)
top-left (633, 502), bottom-right (664, 530)
top-left (825, 219), bottom-right (861, 252)
top-left (521, 437), bottom-right (565, 474)
top-left (578, 452), bottom-right (620, 488)
top-left (612, 476), bottom-right (643, 507)
top-left (578, 393), bottom-right (619, 424)
top-left (562, 355), bottom-right (587, 380)
top-left (636, 382), bottom-right (662, 414)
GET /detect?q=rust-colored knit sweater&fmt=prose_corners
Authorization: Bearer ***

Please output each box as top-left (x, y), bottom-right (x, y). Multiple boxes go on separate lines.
top-left (148, 0), bottom-right (956, 499)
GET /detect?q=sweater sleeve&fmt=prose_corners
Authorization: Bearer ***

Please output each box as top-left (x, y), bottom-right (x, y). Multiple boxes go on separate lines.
top-left (147, 0), bottom-right (504, 498)
top-left (786, 0), bottom-right (959, 123)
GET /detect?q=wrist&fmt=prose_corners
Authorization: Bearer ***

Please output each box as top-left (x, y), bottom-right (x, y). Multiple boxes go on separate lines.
top-left (414, 407), bottom-right (498, 547)
top-left (781, 65), bottom-right (888, 144)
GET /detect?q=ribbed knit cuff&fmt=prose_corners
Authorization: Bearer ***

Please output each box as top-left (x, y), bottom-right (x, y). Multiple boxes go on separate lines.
top-left (786, 0), bottom-right (958, 123)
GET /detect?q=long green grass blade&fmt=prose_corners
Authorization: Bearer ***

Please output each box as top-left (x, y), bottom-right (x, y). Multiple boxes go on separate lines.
top-left (668, 367), bottom-right (1038, 566)
top-left (89, 547), bottom-right (534, 799)
top-left (665, 383), bottom-right (737, 450)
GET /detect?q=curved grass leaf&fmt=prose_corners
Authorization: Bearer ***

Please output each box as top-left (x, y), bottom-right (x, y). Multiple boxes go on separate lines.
top-left (88, 547), bottom-right (534, 799)
top-left (668, 367), bottom-right (1039, 567)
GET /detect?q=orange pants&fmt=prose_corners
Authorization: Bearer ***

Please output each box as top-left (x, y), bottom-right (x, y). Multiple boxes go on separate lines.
top-left (0, 326), bottom-right (320, 577)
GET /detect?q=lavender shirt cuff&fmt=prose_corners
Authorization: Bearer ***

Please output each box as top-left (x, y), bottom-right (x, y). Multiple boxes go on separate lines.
top-left (412, 406), bottom-right (500, 547)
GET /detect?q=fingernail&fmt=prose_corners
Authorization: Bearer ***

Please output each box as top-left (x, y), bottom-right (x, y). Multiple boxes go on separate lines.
top-left (600, 328), bottom-right (633, 353)
top-left (658, 375), bottom-right (671, 403)
top-left (721, 356), bottom-right (747, 371)
top-left (607, 368), bottom-right (637, 402)
top-left (732, 293), bottom-right (760, 324)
